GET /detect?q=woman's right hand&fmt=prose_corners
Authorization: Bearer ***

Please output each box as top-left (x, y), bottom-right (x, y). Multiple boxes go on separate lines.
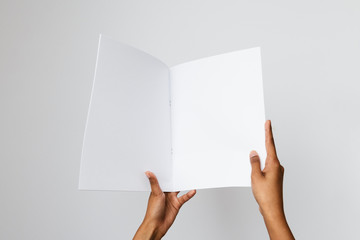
top-left (250, 120), bottom-right (295, 240)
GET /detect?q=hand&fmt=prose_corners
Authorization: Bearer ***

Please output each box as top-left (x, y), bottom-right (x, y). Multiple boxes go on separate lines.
top-left (133, 171), bottom-right (196, 240)
top-left (250, 120), bottom-right (295, 240)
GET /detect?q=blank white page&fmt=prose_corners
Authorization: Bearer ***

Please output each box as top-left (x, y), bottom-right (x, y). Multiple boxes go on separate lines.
top-left (170, 48), bottom-right (266, 191)
top-left (79, 35), bottom-right (173, 191)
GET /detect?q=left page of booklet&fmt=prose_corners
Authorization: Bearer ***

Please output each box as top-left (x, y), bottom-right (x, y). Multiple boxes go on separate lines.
top-left (79, 35), bottom-right (173, 191)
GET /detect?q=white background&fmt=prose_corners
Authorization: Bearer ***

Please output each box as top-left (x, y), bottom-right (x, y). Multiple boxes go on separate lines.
top-left (1, 0), bottom-right (359, 239)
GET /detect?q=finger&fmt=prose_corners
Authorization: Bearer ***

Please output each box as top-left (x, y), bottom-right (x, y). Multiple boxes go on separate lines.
top-left (265, 120), bottom-right (278, 159)
top-left (250, 151), bottom-right (262, 178)
top-left (178, 190), bottom-right (196, 206)
top-left (145, 171), bottom-right (162, 195)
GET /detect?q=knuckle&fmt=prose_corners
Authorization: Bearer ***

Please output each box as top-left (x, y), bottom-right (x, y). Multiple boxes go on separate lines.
top-left (272, 160), bottom-right (280, 168)
top-left (152, 191), bottom-right (162, 197)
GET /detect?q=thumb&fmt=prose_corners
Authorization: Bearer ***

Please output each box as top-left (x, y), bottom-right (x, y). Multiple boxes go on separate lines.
top-left (145, 171), bottom-right (163, 196)
top-left (249, 151), bottom-right (262, 178)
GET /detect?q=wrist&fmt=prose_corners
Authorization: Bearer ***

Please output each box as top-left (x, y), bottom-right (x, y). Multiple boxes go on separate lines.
top-left (261, 208), bottom-right (294, 240)
top-left (262, 209), bottom-right (287, 226)
top-left (260, 205), bottom-right (285, 220)
top-left (133, 220), bottom-right (162, 240)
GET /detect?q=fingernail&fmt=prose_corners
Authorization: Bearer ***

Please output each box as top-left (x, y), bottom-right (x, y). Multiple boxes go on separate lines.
top-left (145, 171), bottom-right (151, 178)
top-left (250, 150), bottom-right (258, 158)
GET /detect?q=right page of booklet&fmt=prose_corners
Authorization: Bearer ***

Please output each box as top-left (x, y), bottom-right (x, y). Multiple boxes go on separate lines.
top-left (170, 48), bottom-right (266, 191)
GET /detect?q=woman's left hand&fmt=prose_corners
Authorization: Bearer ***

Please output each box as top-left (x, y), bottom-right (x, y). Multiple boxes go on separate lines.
top-left (133, 171), bottom-right (196, 240)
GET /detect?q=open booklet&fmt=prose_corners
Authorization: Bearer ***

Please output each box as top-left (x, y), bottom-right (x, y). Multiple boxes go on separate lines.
top-left (79, 35), bottom-right (266, 192)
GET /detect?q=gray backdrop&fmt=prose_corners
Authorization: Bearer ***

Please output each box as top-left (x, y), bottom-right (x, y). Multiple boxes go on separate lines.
top-left (1, 0), bottom-right (359, 239)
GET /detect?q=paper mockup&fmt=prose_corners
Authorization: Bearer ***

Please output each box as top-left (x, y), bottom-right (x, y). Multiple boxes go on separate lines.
top-left (79, 35), bottom-right (266, 191)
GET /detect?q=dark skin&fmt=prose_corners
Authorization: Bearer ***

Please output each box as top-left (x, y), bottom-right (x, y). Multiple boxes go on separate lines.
top-left (250, 120), bottom-right (294, 239)
top-left (133, 171), bottom-right (196, 240)
top-left (133, 120), bottom-right (294, 240)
